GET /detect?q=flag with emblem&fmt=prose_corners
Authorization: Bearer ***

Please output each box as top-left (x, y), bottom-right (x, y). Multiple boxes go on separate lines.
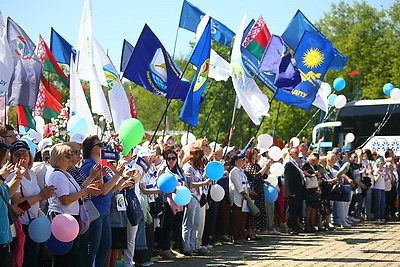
top-left (34, 82), bottom-right (63, 120)
top-left (7, 17), bottom-right (42, 109)
top-left (123, 24), bottom-right (190, 101)
top-left (50, 27), bottom-right (76, 65)
top-left (37, 35), bottom-right (69, 87)
top-left (179, 17), bottom-right (211, 127)
top-left (242, 16), bottom-right (271, 60)
top-left (0, 11), bottom-right (14, 93)
top-left (95, 38), bottom-right (131, 131)
top-left (274, 31), bottom-right (334, 110)
top-left (231, 14), bottom-right (270, 125)
top-left (179, 0), bottom-right (235, 47)
top-left (282, 10), bottom-right (347, 70)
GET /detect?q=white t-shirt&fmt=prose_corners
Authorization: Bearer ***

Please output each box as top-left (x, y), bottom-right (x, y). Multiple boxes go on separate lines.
top-left (374, 169), bottom-right (386, 190)
top-left (48, 170), bottom-right (80, 215)
top-left (6, 170), bottom-right (40, 225)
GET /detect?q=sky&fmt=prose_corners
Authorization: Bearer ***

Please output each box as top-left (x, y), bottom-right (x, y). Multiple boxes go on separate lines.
top-left (1, 0), bottom-right (394, 71)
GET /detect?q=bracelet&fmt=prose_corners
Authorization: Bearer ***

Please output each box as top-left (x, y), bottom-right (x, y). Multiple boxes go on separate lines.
top-left (15, 175), bottom-right (23, 179)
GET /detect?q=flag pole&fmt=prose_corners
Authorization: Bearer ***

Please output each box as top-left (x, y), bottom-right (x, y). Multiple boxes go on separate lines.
top-left (149, 61), bottom-right (191, 145)
top-left (199, 82), bottom-right (218, 137)
top-left (272, 101), bottom-right (281, 138)
top-left (172, 24), bottom-right (181, 60)
top-left (295, 108), bottom-right (321, 138)
top-left (213, 84), bottom-right (233, 152)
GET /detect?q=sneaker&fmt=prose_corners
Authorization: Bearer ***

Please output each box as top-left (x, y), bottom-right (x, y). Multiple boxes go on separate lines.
top-left (206, 244), bottom-right (213, 249)
top-left (138, 261), bottom-right (154, 267)
top-left (341, 223), bottom-right (352, 229)
top-left (161, 250), bottom-right (176, 260)
top-left (345, 219), bottom-right (353, 225)
top-left (349, 217), bottom-right (361, 223)
top-left (268, 229), bottom-right (281, 235)
top-left (220, 235), bottom-right (231, 242)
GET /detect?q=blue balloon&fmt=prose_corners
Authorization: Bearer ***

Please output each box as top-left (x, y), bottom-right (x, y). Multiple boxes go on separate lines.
top-left (45, 234), bottom-right (73, 255)
top-left (264, 184), bottom-right (278, 203)
top-left (328, 94), bottom-right (337, 107)
top-left (172, 186), bottom-right (191, 206)
top-left (333, 78), bottom-right (346, 91)
top-left (205, 161), bottom-right (224, 181)
top-left (383, 83), bottom-right (395, 96)
top-left (67, 115), bottom-right (88, 137)
top-left (21, 138), bottom-right (36, 158)
top-left (28, 217), bottom-right (51, 243)
top-left (157, 173), bottom-right (177, 193)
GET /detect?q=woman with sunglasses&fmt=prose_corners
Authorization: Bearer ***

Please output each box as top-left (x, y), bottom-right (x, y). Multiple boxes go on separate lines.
top-left (181, 147), bottom-right (211, 256)
top-left (156, 148), bottom-right (187, 259)
top-left (81, 136), bottom-right (126, 267)
top-left (6, 140), bottom-right (56, 267)
top-left (47, 144), bottom-right (101, 266)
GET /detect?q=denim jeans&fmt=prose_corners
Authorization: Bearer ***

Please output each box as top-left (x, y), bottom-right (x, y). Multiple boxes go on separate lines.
top-left (182, 196), bottom-right (200, 251)
top-left (88, 214), bottom-right (111, 267)
top-left (124, 222), bottom-right (138, 267)
top-left (364, 187), bottom-right (373, 217)
top-left (373, 189), bottom-right (385, 220)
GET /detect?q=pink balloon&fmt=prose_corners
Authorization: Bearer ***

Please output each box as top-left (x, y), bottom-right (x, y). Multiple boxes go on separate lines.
top-left (51, 214), bottom-right (79, 242)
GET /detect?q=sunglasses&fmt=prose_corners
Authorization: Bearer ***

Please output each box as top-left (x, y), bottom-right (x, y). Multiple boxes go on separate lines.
top-left (65, 153), bottom-right (73, 159)
top-left (166, 157), bottom-right (177, 161)
top-left (93, 142), bottom-right (107, 148)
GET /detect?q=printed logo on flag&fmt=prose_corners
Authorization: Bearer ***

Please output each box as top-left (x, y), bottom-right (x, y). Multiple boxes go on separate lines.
top-left (193, 59), bottom-right (210, 92)
top-left (148, 48), bottom-right (168, 95)
top-left (15, 36), bottom-right (33, 60)
top-left (299, 48), bottom-right (324, 87)
top-left (104, 64), bottom-right (122, 90)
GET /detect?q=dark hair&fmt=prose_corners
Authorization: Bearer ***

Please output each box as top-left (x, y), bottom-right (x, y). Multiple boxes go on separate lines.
top-left (385, 149), bottom-right (393, 158)
top-left (245, 147), bottom-right (258, 163)
top-left (229, 154), bottom-right (245, 166)
top-left (363, 149), bottom-right (374, 161)
top-left (82, 135), bottom-right (100, 160)
top-left (182, 147), bottom-right (204, 170)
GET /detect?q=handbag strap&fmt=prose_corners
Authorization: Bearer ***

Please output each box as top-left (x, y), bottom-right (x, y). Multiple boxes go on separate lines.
top-left (55, 169), bottom-right (83, 205)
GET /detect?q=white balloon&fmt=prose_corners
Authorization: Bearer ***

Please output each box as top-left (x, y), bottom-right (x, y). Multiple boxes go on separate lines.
top-left (181, 132), bottom-right (196, 146)
top-left (269, 146), bottom-right (283, 161)
top-left (282, 147), bottom-right (289, 156)
top-left (270, 162), bottom-right (284, 176)
top-left (28, 131), bottom-right (42, 144)
top-left (319, 82), bottom-right (332, 96)
top-left (34, 116), bottom-right (45, 134)
top-left (334, 95), bottom-right (347, 109)
top-left (345, 132), bottom-right (355, 143)
top-left (266, 174), bottom-right (278, 187)
top-left (290, 137), bottom-right (300, 147)
top-left (258, 134), bottom-right (273, 149)
top-left (390, 88), bottom-right (400, 101)
top-left (210, 184), bottom-right (225, 202)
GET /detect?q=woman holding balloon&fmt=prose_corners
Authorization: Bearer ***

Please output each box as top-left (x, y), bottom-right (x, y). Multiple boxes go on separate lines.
top-left (47, 144), bottom-right (101, 266)
top-left (6, 140), bottom-right (56, 267)
top-left (81, 136), bottom-right (126, 267)
top-left (156, 148), bottom-right (187, 259)
top-left (181, 147), bottom-right (212, 256)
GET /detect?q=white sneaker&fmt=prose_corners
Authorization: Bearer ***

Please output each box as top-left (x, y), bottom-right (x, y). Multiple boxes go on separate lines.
top-left (268, 229), bottom-right (281, 235)
top-left (206, 244), bottom-right (213, 249)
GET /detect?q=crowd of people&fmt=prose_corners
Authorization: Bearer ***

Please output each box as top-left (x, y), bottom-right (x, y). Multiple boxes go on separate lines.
top-left (0, 123), bottom-right (398, 267)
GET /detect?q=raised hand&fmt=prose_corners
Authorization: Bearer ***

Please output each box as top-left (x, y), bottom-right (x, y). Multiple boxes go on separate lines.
top-left (0, 162), bottom-right (15, 177)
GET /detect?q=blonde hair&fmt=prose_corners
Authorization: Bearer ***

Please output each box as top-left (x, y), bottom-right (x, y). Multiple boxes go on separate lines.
top-left (50, 144), bottom-right (71, 169)
top-left (63, 142), bottom-right (80, 151)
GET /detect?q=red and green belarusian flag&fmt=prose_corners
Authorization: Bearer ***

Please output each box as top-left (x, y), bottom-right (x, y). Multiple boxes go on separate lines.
top-left (242, 16), bottom-right (271, 60)
top-left (37, 35), bottom-right (69, 87)
top-left (34, 83), bottom-right (63, 120)
top-left (16, 106), bottom-right (36, 130)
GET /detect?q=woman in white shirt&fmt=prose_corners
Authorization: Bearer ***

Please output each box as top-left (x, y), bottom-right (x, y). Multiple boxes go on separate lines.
top-left (48, 144), bottom-right (101, 266)
top-left (6, 140), bottom-right (56, 267)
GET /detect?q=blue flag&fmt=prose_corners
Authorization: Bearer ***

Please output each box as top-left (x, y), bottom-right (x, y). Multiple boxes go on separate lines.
top-left (179, 0), bottom-right (234, 47)
top-left (50, 27), bottom-right (76, 65)
top-left (123, 24), bottom-right (190, 101)
top-left (179, 19), bottom-right (211, 127)
top-left (241, 20), bottom-right (278, 93)
top-left (120, 39), bottom-right (134, 72)
top-left (258, 34), bottom-right (301, 89)
top-left (274, 31), bottom-right (334, 110)
top-left (281, 10), bottom-right (347, 70)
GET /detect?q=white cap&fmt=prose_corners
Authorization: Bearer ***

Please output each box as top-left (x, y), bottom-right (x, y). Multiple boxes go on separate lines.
top-left (37, 138), bottom-right (52, 152)
top-left (259, 147), bottom-right (269, 155)
top-left (132, 146), bottom-right (141, 157)
top-left (222, 146), bottom-right (235, 156)
top-left (137, 147), bottom-right (155, 157)
top-left (70, 133), bottom-right (85, 144)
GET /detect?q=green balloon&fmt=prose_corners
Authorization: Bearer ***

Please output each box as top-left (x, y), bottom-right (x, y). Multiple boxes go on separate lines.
top-left (119, 118), bottom-right (144, 154)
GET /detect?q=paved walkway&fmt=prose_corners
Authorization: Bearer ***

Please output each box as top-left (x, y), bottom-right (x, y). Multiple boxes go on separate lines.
top-left (153, 221), bottom-right (400, 266)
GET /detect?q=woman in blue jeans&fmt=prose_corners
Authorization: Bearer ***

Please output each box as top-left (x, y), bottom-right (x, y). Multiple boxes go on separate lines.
top-left (81, 136), bottom-right (125, 267)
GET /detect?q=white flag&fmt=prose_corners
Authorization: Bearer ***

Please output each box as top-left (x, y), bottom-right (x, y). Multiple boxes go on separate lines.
top-left (209, 49), bottom-right (230, 81)
top-left (76, 0), bottom-right (107, 86)
top-left (231, 13), bottom-right (270, 125)
top-left (312, 83), bottom-right (329, 113)
top-left (69, 56), bottom-right (95, 133)
top-left (0, 12), bottom-right (13, 92)
top-left (94, 38), bottom-right (131, 131)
